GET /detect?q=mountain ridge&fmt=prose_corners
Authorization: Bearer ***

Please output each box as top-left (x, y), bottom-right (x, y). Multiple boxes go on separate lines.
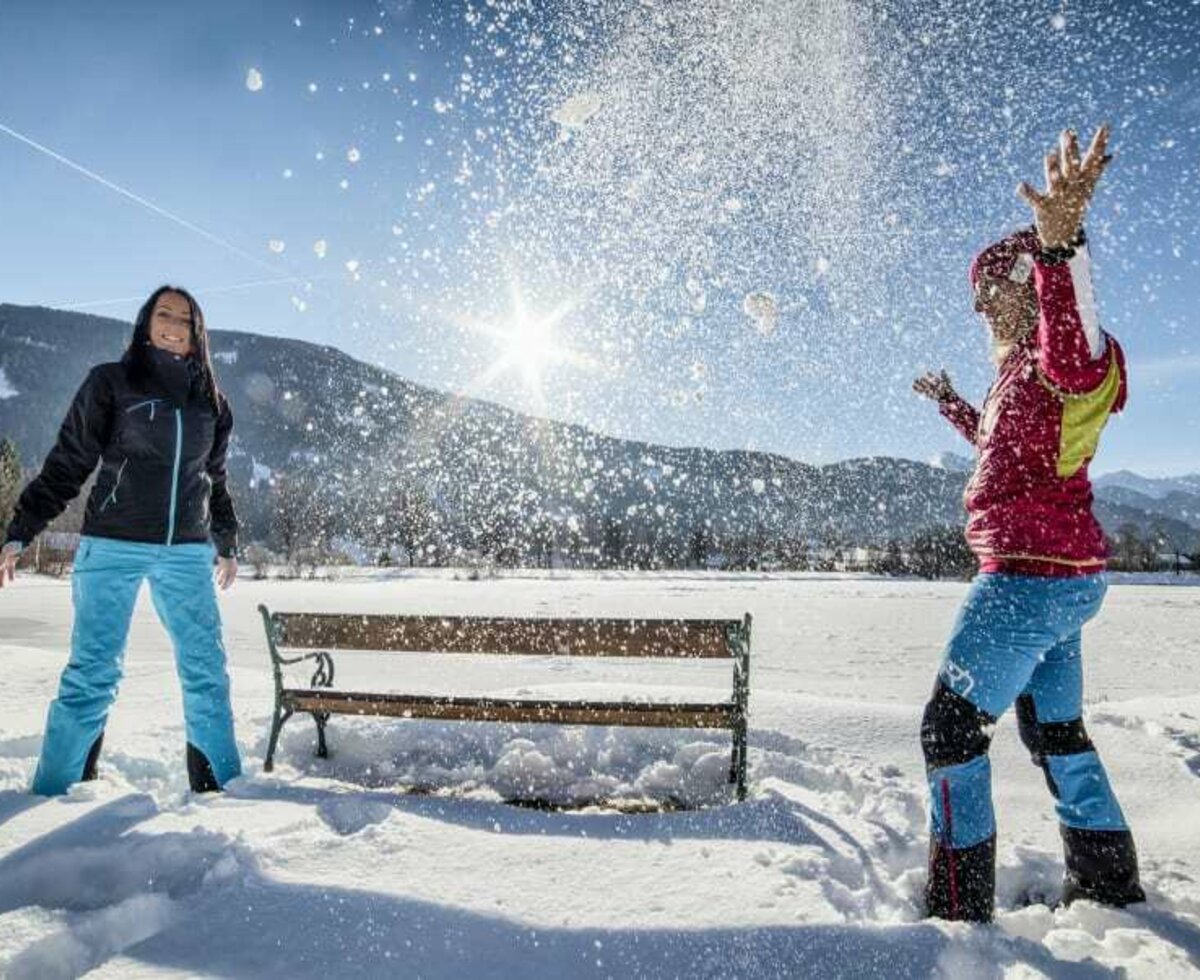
top-left (2, 302), bottom-right (1197, 560)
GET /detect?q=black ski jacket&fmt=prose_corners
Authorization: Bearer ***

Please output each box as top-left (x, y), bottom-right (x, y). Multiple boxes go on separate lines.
top-left (5, 360), bottom-right (239, 557)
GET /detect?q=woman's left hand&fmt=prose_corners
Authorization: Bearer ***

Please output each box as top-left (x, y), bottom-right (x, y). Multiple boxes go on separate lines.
top-left (215, 556), bottom-right (238, 591)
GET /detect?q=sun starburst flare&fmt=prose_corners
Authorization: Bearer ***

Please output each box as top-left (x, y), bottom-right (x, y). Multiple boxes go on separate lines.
top-left (450, 276), bottom-right (595, 413)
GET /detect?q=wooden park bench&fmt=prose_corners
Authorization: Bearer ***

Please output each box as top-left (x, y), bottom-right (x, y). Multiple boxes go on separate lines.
top-left (257, 606), bottom-right (752, 801)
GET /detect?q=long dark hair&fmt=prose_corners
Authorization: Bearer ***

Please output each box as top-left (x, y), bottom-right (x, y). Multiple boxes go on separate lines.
top-left (124, 285), bottom-right (222, 413)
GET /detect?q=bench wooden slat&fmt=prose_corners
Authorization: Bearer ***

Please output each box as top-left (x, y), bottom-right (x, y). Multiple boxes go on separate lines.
top-left (283, 689), bottom-right (735, 729)
top-left (272, 613), bottom-right (739, 659)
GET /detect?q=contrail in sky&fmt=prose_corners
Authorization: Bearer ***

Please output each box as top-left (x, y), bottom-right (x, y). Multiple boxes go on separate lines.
top-left (53, 275), bottom-right (328, 311)
top-left (0, 119), bottom-right (281, 274)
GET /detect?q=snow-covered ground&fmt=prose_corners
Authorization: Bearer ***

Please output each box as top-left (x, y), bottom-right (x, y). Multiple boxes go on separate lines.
top-left (2, 571), bottom-right (1199, 978)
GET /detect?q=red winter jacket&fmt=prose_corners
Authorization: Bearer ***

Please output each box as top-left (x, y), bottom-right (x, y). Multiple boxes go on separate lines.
top-left (939, 242), bottom-right (1127, 576)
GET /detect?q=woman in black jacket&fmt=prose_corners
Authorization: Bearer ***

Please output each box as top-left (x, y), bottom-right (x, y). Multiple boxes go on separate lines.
top-left (1, 285), bottom-right (242, 794)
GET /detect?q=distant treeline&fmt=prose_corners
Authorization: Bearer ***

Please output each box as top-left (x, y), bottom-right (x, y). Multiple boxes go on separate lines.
top-left (1, 437), bottom-right (1194, 581)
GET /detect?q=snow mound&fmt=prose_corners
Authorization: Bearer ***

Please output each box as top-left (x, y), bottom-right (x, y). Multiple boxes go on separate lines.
top-left (270, 715), bottom-right (738, 809)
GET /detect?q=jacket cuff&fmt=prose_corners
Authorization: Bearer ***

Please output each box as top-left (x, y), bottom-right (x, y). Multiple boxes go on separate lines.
top-left (4, 520), bottom-right (31, 550)
top-left (214, 536), bottom-right (238, 560)
top-left (1036, 228), bottom-right (1087, 265)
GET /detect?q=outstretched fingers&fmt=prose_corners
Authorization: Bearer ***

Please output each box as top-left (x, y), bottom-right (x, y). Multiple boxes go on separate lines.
top-left (1060, 129), bottom-right (1081, 178)
top-left (913, 371), bottom-right (952, 401)
top-left (1083, 123), bottom-right (1110, 168)
top-left (1080, 123), bottom-right (1112, 186)
top-left (1017, 181), bottom-right (1047, 209)
top-left (1018, 124), bottom-right (1114, 243)
top-left (1045, 150), bottom-right (1063, 191)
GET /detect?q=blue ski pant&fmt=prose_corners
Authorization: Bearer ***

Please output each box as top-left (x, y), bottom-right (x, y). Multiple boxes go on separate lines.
top-left (32, 536), bottom-right (241, 795)
top-left (924, 572), bottom-right (1130, 849)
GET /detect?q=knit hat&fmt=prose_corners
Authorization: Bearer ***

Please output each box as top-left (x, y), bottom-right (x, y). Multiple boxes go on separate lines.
top-left (968, 227), bottom-right (1040, 290)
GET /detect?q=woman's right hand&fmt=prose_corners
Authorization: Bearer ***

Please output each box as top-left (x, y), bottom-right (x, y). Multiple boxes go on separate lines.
top-left (0, 542), bottom-right (21, 587)
top-left (913, 370), bottom-right (956, 403)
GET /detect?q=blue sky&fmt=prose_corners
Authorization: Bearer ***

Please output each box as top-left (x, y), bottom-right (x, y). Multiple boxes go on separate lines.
top-left (1, 0), bottom-right (1197, 475)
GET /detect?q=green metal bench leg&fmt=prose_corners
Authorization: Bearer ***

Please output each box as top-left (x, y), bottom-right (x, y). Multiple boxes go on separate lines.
top-left (264, 707), bottom-right (293, 773)
top-left (728, 613), bottom-right (752, 802)
top-left (729, 720), bottom-right (748, 800)
top-left (314, 713), bottom-right (330, 759)
top-left (734, 719), bottom-right (748, 802)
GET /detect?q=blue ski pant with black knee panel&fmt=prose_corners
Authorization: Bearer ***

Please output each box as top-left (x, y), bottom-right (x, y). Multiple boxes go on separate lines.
top-left (924, 572), bottom-right (1130, 851)
top-left (32, 536), bottom-right (241, 796)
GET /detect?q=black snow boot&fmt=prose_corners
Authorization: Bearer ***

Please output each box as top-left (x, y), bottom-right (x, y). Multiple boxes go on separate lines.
top-left (81, 732), bottom-right (105, 781)
top-left (925, 834), bottom-right (997, 922)
top-left (187, 743), bottom-right (221, 794)
top-left (1061, 826), bottom-right (1146, 908)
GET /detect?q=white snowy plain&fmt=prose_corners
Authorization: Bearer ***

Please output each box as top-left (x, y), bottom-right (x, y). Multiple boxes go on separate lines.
top-left (2, 570), bottom-right (1199, 979)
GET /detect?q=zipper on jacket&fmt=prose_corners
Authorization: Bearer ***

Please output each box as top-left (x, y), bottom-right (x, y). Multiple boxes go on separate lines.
top-left (166, 408), bottom-right (183, 544)
top-left (99, 458), bottom-right (128, 512)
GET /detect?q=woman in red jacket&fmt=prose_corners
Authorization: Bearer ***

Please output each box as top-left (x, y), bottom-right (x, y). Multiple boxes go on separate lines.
top-left (913, 125), bottom-right (1144, 921)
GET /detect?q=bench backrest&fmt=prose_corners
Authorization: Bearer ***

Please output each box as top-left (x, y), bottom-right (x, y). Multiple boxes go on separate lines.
top-left (260, 609), bottom-right (749, 660)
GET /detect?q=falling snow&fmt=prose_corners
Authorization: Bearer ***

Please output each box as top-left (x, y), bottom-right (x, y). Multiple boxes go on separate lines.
top-left (4, 16), bottom-right (1199, 974)
top-left (742, 292), bottom-right (778, 337)
top-left (550, 91), bottom-right (603, 129)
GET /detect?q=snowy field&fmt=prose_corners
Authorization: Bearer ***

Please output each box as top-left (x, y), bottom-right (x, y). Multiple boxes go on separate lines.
top-left (2, 570), bottom-right (1199, 978)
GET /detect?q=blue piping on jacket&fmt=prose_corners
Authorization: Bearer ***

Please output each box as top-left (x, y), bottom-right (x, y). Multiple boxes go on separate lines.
top-left (166, 409), bottom-right (182, 544)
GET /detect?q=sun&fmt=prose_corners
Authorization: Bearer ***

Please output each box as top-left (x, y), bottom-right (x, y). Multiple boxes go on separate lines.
top-left (497, 287), bottom-right (567, 391)
top-left (453, 276), bottom-right (590, 410)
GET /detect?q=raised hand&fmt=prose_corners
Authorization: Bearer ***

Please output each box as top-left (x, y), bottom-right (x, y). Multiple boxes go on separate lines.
top-left (1017, 124), bottom-right (1112, 250)
top-left (913, 370), bottom-right (956, 403)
